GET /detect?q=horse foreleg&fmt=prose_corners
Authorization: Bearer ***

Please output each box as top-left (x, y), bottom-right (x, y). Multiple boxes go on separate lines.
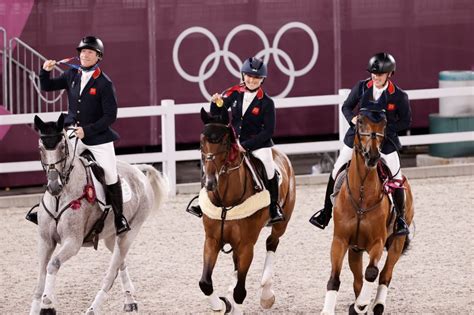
top-left (41, 238), bottom-right (82, 313)
top-left (200, 237), bottom-right (224, 312)
top-left (355, 239), bottom-right (384, 313)
top-left (30, 238), bottom-right (56, 315)
top-left (348, 249), bottom-right (363, 298)
top-left (321, 237), bottom-right (347, 315)
top-left (372, 235), bottom-right (406, 315)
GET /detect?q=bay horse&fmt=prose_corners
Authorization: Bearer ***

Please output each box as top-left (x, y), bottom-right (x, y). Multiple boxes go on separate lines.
top-left (198, 108), bottom-right (296, 314)
top-left (320, 109), bottom-right (414, 315)
top-left (29, 114), bottom-right (168, 315)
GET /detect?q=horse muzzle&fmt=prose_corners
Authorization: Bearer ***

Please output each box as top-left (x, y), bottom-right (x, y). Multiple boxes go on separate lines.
top-left (204, 175), bottom-right (217, 192)
top-left (47, 170), bottom-right (63, 195)
top-left (364, 152), bottom-right (380, 169)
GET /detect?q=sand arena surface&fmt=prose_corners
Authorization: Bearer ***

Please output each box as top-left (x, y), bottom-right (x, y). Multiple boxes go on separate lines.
top-left (1, 175), bottom-right (473, 314)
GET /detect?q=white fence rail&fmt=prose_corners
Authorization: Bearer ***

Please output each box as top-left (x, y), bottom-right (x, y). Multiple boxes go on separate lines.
top-left (0, 86), bottom-right (473, 194)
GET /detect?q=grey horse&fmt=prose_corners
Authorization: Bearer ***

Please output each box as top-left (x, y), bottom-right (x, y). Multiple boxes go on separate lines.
top-left (29, 114), bottom-right (168, 315)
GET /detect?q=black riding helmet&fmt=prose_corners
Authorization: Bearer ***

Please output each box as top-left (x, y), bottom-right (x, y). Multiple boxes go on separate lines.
top-left (76, 36), bottom-right (104, 58)
top-left (367, 52), bottom-right (396, 75)
top-left (241, 57), bottom-right (267, 78)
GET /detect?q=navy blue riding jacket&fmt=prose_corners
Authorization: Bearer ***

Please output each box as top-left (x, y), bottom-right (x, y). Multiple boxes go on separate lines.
top-left (39, 67), bottom-right (119, 146)
top-left (342, 79), bottom-right (411, 154)
top-left (210, 83), bottom-right (275, 151)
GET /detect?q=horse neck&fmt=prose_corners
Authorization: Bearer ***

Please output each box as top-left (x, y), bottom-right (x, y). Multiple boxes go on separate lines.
top-left (347, 149), bottom-right (381, 201)
top-left (213, 153), bottom-right (253, 206)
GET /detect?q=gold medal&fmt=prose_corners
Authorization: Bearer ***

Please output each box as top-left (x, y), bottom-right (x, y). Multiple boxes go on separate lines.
top-left (216, 98), bottom-right (224, 107)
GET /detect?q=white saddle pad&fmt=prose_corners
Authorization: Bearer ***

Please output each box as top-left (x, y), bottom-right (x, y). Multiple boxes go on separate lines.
top-left (198, 188), bottom-right (270, 220)
top-left (90, 171), bottom-right (132, 211)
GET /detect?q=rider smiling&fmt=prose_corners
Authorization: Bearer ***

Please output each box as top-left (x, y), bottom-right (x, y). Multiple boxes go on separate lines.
top-left (309, 52), bottom-right (411, 236)
top-left (28, 36), bottom-right (130, 235)
top-left (187, 57), bottom-right (284, 225)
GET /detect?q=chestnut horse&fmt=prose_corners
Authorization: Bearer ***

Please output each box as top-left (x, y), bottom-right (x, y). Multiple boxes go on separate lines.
top-left (197, 108), bottom-right (296, 314)
top-left (321, 110), bottom-right (414, 315)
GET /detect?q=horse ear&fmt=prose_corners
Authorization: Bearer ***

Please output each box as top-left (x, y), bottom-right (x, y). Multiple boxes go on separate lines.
top-left (57, 113), bottom-right (65, 131)
top-left (34, 115), bottom-right (45, 132)
top-left (200, 107), bottom-right (211, 124)
top-left (220, 109), bottom-right (229, 125)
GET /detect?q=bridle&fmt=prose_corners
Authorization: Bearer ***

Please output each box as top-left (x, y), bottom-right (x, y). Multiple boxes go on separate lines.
top-left (354, 110), bottom-right (386, 162)
top-left (39, 129), bottom-right (78, 191)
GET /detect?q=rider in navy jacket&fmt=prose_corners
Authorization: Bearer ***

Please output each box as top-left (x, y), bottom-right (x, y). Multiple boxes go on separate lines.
top-left (210, 83), bottom-right (275, 151)
top-left (34, 36), bottom-right (130, 235)
top-left (342, 78), bottom-right (411, 154)
top-left (187, 57), bottom-right (284, 225)
top-left (310, 52), bottom-right (411, 236)
top-left (40, 66), bottom-right (119, 146)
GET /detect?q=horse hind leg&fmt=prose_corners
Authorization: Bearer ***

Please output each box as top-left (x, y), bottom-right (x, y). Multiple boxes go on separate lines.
top-left (372, 235), bottom-right (407, 315)
top-left (103, 235), bottom-right (138, 312)
top-left (86, 231), bottom-right (139, 315)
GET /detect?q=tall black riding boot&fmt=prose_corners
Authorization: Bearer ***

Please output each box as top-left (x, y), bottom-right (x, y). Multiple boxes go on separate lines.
top-left (393, 188), bottom-right (409, 236)
top-left (268, 172), bottom-right (284, 225)
top-left (309, 175), bottom-right (335, 229)
top-left (106, 180), bottom-right (131, 235)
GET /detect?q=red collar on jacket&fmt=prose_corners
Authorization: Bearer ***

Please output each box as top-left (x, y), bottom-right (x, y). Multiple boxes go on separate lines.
top-left (223, 83), bottom-right (264, 100)
top-left (366, 79), bottom-right (395, 95)
top-left (92, 67), bottom-right (101, 79)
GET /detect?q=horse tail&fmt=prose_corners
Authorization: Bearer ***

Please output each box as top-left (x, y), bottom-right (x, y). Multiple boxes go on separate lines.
top-left (135, 164), bottom-right (169, 211)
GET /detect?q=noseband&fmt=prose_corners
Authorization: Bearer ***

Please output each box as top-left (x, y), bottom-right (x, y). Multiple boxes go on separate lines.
top-left (39, 132), bottom-right (77, 188)
top-left (355, 111), bottom-right (386, 160)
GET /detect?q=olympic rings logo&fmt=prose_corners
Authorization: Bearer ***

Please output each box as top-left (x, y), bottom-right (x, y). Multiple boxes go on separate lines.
top-left (172, 22), bottom-right (319, 99)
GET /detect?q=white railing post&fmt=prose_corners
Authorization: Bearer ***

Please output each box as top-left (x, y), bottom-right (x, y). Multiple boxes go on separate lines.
top-left (338, 88), bottom-right (351, 143)
top-left (161, 99), bottom-right (177, 195)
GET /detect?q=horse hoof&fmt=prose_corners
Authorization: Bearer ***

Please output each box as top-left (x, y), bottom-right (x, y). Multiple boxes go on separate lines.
top-left (373, 303), bottom-right (384, 315)
top-left (40, 308), bottom-right (56, 315)
top-left (219, 297), bottom-right (232, 314)
top-left (123, 303), bottom-right (138, 312)
top-left (349, 303), bottom-right (367, 315)
top-left (260, 294), bottom-right (275, 309)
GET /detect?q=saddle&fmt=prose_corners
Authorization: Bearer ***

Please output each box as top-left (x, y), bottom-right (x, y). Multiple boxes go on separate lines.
top-left (332, 161), bottom-right (406, 210)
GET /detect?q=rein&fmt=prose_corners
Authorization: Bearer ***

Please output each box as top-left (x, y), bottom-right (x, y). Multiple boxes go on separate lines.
top-left (346, 122), bottom-right (386, 249)
top-left (201, 124), bottom-right (249, 254)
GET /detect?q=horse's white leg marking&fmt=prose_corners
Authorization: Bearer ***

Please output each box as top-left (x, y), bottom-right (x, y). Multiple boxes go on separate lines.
top-left (87, 229), bottom-right (139, 313)
top-left (86, 289), bottom-right (108, 314)
top-left (260, 251), bottom-right (276, 309)
top-left (208, 291), bottom-right (224, 311)
top-left (261, 251), bottom-right (275, 286)
top-left (41, 238), bottom-right (82, 310)
top-left (30, 238), bottom-right (55, 315)
top-left (372, 284), bottom-right (388, 310)
top-left (225, 294), bottom-right (243, 315)
top-left (40, 274), bottom-right (56, 309)
top-left (119, 266), bottom-right (135, 294)
top-left (321, 290), bottom-right (338, 315)
top-left (227, 270), bottom-right (237, 294)
top-left (355, 279), bottom-right (375, 313)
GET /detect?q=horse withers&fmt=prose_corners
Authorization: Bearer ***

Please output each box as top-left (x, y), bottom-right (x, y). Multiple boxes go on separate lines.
top-left (29, 114), bottom-right (168, 315)
top-left (320, 110), bottom-right (414, 315)
top-left (197, 108), bottom-right (296, 314)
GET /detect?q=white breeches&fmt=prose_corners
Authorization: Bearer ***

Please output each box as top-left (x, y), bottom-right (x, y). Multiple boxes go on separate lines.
top-left (332, 144), bottom-right (402, 180)
top-left (251, 147), bottom-right (275, 179)
top-left (76, 140), bottom-right (118, 184)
